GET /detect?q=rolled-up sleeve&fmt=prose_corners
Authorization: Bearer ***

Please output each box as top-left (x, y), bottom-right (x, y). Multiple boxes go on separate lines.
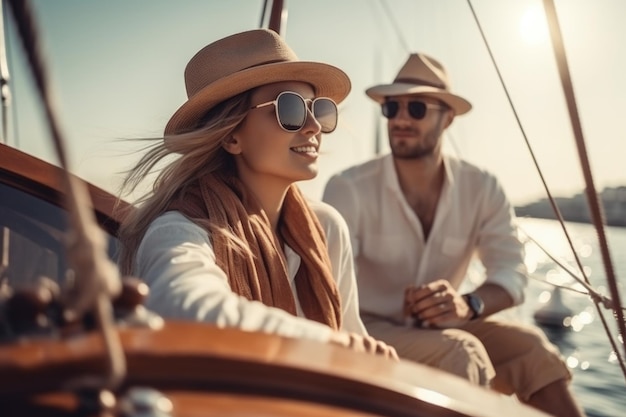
top-left (476, 179), bottom-right (528, 305)
top-left (135, 212), bottom-right (334, 342)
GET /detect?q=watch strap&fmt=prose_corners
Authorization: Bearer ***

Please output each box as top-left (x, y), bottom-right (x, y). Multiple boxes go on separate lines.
top-left (463, 293), bottom-right (483, 320)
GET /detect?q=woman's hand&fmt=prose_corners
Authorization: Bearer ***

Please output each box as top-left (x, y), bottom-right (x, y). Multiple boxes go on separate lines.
top-left (329, 332), bottom-right (399, 360)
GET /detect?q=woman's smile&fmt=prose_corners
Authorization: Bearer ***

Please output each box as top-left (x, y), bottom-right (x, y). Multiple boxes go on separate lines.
top-left (291, 144), bottom-right (319, 159)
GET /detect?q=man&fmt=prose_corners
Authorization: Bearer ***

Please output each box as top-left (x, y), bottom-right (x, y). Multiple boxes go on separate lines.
top-left (322, 53), bottom-right (585, 417)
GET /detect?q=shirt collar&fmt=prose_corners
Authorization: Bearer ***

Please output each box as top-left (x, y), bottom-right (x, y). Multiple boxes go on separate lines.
top-left (442, 154), bottom-right (455, 189)
top-left (382, 154), bottom-right (400, 192)
top-left (382, 153), bottom-right (456, 192)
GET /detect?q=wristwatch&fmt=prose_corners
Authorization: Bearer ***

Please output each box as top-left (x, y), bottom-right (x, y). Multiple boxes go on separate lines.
top-left (463, 293), bottom-right (485, 320)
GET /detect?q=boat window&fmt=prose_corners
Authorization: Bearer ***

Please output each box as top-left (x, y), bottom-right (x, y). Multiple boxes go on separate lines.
top-left (0, 183), bottom-right (119, 289)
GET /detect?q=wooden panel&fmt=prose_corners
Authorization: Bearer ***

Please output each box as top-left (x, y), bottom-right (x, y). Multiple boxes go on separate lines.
top-left (0, 321), bottom-right (548, 417)
top-left (0, 143), bottom-right (130, 233)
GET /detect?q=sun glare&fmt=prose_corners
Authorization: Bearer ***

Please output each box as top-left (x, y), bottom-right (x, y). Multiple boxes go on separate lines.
top-left (519, 6), bottom-right (549, 45)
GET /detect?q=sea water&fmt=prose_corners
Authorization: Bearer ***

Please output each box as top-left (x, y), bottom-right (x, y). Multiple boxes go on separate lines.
top-left (515, 218), bottom-right (626, 417)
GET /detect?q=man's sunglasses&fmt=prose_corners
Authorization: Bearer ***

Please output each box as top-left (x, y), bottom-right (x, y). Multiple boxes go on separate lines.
top-left (382, 100), bottom-right (448, 120)
top-left (251, 91), bottom-right (338, 134)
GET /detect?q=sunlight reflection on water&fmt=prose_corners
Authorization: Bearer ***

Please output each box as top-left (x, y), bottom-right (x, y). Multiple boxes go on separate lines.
top-left (514, 218), bottom-right (626, 417)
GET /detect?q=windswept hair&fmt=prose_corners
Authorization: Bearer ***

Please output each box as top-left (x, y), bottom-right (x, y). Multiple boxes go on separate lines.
top-left (116, 90), bottom-right (254, 275)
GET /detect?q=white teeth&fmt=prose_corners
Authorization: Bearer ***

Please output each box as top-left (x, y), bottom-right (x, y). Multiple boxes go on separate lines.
top-left (292, 146), bottom-right (317, 153)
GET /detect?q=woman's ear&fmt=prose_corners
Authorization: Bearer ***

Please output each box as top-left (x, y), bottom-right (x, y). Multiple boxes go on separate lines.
top-left (222, 135), bottom-right (242, 155)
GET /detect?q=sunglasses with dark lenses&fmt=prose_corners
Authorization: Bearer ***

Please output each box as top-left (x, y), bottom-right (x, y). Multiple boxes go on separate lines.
top-left (382, 100), bottom-right (448, 120)
top-left (251, 91), bottom-right (338, 134)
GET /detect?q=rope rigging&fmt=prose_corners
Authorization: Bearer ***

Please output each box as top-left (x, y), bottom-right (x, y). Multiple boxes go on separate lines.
top-left (377, 0), bottom-right (410, 54)
top-left (6, 0), bottom-right (126, 391)
top-left (466, 0), bottom-right (626, 382)
top-left (541, 0), bottom-right (626, 347)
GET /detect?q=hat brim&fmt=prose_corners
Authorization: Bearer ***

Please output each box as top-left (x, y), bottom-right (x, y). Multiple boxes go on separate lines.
top-left (165, 61), bottom-right (351, 135)
top-left (365, 83), bottom-right (472, 115)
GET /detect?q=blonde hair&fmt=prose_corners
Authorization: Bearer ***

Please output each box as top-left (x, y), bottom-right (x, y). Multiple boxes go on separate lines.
top-left (117, 90), bottom-right (254, 275)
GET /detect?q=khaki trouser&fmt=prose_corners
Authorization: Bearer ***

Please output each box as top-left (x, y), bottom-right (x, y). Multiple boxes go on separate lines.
top-left (362, 313), bottom-right (571, 401)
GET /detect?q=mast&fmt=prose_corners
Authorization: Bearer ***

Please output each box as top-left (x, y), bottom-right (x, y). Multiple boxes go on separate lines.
top-left (267, 0), bottom-right (286, 36)
top-left (542, 0), bottom-right (626, 360)
top-left (0, 0), bottom-right (11, 144)
top-left (0, 0), bottom-right (9, 286)
top-left (373, 47), bottom-right (382, 155)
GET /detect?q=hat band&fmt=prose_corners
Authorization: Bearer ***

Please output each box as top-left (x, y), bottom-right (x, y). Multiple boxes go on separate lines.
top-left (394, 77), bottom-right (446, 90)
top-left (241, 57), bottom-right (291, 72)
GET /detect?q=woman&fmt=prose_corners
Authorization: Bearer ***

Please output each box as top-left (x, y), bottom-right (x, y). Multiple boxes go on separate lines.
top-left (117, 29), bottom-right (396, 359)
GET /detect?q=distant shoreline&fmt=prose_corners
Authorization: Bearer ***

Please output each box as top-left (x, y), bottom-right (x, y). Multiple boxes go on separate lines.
top-left (514, 212), bottom-right (626, 228)
top-left (514, 186), bottom-right (626, 228)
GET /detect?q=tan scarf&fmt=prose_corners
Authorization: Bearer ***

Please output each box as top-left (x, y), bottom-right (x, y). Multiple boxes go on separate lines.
top-left (169, 174), bottom-right (342, 330)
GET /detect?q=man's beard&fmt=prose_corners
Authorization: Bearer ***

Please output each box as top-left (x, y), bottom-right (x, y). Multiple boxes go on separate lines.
top-left (389, 128), bottom-right (439, 160)
top-left (391, 143), bottom-right (435, 159)
top-left (389, 114), bottom-right (446, 160)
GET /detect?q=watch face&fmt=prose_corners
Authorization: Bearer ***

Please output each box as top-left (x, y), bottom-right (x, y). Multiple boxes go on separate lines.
top-left (466, 294), bottom-right (484, 319)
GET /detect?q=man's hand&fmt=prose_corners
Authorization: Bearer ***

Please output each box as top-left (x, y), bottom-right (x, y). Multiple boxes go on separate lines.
top-left (403, 279), bottom-right (472, 328)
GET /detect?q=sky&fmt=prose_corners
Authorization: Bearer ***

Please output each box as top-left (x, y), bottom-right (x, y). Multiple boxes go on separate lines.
top-left (3, 0), bottom-right (626, 205)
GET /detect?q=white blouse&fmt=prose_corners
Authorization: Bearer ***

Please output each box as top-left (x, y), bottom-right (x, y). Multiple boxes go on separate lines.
top-left (134, 199), bottom-right (367, 343)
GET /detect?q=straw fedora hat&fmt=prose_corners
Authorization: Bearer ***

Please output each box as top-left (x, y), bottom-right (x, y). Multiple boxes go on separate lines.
top-left (365, 53), bottom-right (472, 116)
top-left (164, 29), bottom-right (351, 135)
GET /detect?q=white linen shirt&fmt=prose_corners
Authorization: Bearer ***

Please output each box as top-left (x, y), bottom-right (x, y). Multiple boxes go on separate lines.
top-left (134, 199), bottom-right (367, 343)
top-left (322, 154), bottom-right (527, 322)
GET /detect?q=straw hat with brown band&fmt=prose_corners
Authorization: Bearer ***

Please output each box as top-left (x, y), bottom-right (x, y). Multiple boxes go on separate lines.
top-left (164, 28), bottom-right (351, 137)
top-left (365, 53), bottom-right (472, 116)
